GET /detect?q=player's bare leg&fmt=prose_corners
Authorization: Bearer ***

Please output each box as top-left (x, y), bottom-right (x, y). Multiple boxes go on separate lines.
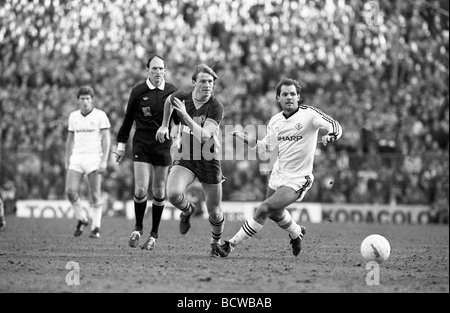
top-left (87, 170), bottom-right (103, 238)
top-left (267, 188), bottom-right (306, 256)
top-left (202, 182), bottom-right (225, 257)
top-left (167, 166), bottom-right (196, 235)
top-left (216, 187), bottom-right (305, 257)
top-left (270, 210), bottom-right (306, 257)
top-left (66, 169), bottom-right (89, 236)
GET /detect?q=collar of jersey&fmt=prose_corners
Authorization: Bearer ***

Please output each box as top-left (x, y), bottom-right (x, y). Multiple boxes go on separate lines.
top-left (282, 107), bottom-right (300, 120)
top-left (146, 78), bottom-right (165, 90)
top-left (81, 108), bottom-right (94, 117)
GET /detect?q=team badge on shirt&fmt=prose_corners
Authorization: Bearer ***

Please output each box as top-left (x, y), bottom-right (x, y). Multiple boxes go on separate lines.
top-left (142, 107), bottom-right (152, 117)
top-left (295, 123), bottom-right (303, 131)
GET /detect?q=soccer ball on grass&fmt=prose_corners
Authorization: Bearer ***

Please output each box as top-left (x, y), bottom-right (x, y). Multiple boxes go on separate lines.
top-left (360, 234), bottom-right (390, 264)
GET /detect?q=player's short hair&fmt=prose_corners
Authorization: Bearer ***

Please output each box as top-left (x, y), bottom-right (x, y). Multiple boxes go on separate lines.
top-left (192, 64), bottom-right (218, 82)
top-left (276, 78), bottom-right (304, 104)
top-left (146, 54), bottom-right (166, 69)
top-left (77, 86), bottom-right (94, 99)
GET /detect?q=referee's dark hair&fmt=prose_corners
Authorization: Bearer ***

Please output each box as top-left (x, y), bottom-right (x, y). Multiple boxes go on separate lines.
top-left (77, 86), bottom-right (94, 99)
top-left (275, 78), bottom-right (304, 104)
top-left (146, 54), bottom-right (166, 69)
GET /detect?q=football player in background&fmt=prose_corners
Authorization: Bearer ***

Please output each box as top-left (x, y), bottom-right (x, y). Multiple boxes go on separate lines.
top-left (65, 86), bottom-right (111, 238)
top-left (215, 78), bottom-right (342, 257)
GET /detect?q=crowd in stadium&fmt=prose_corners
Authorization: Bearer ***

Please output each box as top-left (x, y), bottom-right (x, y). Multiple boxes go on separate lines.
top-left (0, 0), bottom-right (448, 219)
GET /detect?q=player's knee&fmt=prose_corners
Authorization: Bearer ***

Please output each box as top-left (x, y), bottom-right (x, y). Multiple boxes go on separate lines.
top-left (66, 190), bottom-right (78, 203)
top-left (208, 208), bottom-right (223, 222)
top-left (90, 192), bottom-right (102, 206)
top-left (167, 191), bottom-right (183, 206)
top-left (152, 187), bottom-right (166, 200)
top-left (256, 203), bottom-right (271, 219)
top-left (134, 186), bottom-right (148, 199)
top-left (269, 210), bottom-right (285, 223)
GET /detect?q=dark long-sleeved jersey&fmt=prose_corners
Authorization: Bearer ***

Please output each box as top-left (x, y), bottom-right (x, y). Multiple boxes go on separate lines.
top-left (117, 80), bottom-right (177, 144)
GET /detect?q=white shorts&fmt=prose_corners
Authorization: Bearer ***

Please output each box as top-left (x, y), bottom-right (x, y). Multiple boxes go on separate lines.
top-left (268, 170), bottom-right (314, 201)
top-left (69, 153), bottom-right (102, 175)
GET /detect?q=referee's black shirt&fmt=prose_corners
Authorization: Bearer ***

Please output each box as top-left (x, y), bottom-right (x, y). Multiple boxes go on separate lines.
top-left (117, 80), bottom-right (177, 144)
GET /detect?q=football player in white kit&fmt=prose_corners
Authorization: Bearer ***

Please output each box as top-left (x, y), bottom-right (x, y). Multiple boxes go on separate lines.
top-left (215, 78), bottom-right (342, 257)
top-left (65, 86), bottom-right (111, 238)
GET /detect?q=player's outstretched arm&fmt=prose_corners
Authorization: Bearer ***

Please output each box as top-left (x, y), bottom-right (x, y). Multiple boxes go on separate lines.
top-left (317, 113), bottom-right (342, 147)
top-left (231, 131), bottom-right (257, 148)
top-left (156, 96), bottom-right (174, 143)
top-left (321, 122), bottom-right (342, 146)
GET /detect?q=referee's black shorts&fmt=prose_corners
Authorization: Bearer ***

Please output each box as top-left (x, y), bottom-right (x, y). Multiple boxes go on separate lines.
top-left (173, 158), bottom-right (223, 185)
top-left (133, 133), bottom-right (172, 166)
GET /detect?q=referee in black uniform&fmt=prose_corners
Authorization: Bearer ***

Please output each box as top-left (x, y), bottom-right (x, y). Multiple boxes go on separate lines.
top-left (115, 55), bottom-right (177, 251)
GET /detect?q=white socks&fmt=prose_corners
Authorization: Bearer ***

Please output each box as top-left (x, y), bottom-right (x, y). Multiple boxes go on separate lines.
top-left (72, 199), bottom-right (88, 222)
top-left (276, 210), bottom-right (302, 239)
top-left (91, 204), bottom-right (103, 230)
top-left (229, 218), bottom-right (263, 247)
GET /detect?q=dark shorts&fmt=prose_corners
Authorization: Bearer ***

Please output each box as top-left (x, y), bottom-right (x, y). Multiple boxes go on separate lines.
top-left (173, 158), bottom-right (224, 185)
top-left (133, 134), bottom-right (172, 167)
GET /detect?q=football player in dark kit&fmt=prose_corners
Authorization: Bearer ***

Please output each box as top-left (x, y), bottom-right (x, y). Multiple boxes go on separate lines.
top-left (115, 55), bottom-right (177, 251)
top-left (156, 64), bottom-right (226, 257)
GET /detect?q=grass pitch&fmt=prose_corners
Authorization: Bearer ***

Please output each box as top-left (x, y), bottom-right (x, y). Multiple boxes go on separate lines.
top-left (0, 216), bottom-right (448, 293)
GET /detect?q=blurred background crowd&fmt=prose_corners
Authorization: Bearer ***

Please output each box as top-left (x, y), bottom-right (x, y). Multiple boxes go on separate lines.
top-left (0, 0), bottom-right (448, 222)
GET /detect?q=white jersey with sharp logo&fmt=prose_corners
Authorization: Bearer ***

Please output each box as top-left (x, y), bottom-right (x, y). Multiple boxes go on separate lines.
top-left (68, 108), bottom-right (111, 155)
top-left (256, 105), bottom-right (342, 179)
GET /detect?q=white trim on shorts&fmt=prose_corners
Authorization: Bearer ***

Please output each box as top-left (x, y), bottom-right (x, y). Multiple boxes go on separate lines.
top-left (268, 170), bottom-right (314, 201)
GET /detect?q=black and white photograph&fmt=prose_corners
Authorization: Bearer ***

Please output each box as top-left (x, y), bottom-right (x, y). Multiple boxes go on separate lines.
top-left (0, 0), bottom-right (448, 299)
